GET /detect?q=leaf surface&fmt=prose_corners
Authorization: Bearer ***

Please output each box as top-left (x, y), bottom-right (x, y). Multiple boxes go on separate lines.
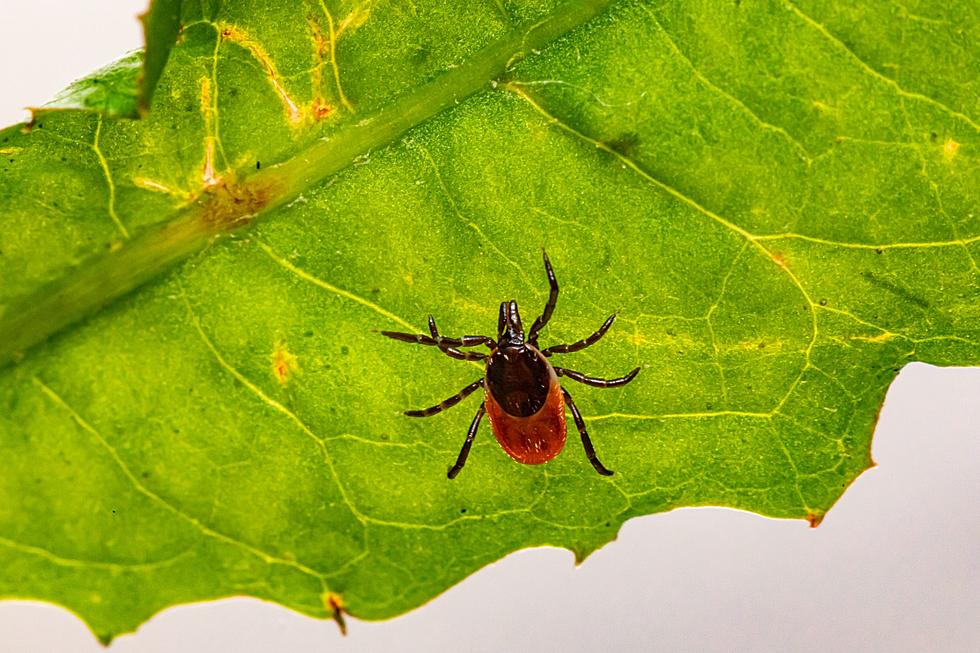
top-left (0, 0), bottom-right (978, 642)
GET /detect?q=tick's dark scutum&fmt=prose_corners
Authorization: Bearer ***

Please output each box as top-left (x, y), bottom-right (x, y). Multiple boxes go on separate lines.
top-left (485, 345), bottom-right (552, 417)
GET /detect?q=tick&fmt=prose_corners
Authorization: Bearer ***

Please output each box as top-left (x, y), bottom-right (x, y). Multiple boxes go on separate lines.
top-left (382, 251), bottom-right (639, 478)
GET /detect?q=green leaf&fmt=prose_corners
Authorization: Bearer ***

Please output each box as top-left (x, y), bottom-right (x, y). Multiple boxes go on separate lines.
top-left (1, 0), bottom-right (978, 643)
top-left (138, 0), bottom-right (184, 114)
top-left (27, 0), bottom-right (181, 121)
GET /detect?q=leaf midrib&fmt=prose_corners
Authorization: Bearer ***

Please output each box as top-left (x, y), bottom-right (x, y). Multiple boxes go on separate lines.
top-left (0, 0), bottom-right (615, 369)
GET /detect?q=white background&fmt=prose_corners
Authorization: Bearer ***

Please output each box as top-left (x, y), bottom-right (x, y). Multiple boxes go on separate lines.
top-left (1, 3), bottom-right (978, 651)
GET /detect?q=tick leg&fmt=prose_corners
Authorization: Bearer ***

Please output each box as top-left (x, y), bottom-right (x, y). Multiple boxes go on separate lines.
top-left (448, 404), bottom-right (486, 479)
top-left (555, 366), bottom-right (640, 388)
top-left (528, 250), bottom-right (559, 345)
top-left (405, 378), bottom-right (484, 417)
top-left (381, 320), bottom-right (491, 361)
top-left (541, 314), bottom-right (616, 356)
top-left (427, 316), bottom-right (493, 360)
top-left (562, 387), bottom-right (613, 476)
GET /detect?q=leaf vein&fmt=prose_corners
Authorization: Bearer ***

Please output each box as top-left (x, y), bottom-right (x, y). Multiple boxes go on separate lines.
top-left (258, 242), bottom-right (417, 330)
top-left (0, 535), bottom-right (193, 573)
top-left (31, 376), bottom-right (334, 580)
top-left (783, 0), bottom-right (980, 132)
top-left (641, 4), bottom-right (812, 162)
top-left (92, 116), bottom-right (129, 239)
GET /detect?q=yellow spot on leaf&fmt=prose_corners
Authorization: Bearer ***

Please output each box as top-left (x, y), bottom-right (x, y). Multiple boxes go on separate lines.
top-left (811, 100), bottom-right (839, 117)
top-left (0, 146), bottom-right (21, 156)
top-left (943, 138), bottom-right (959, 161)
top-left (271, 342), bottom-right (300, 384)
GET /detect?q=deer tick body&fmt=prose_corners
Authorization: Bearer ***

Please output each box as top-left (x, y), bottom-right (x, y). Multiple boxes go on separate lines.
top-left (382, 252), bottom-right (639, 478)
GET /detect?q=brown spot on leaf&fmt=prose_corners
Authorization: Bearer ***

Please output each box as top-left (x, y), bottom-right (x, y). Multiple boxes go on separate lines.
top-left (197, 174), bottom-right (282, 232)
top-left (313, 102), bottom-right (334, 120)
top-left (271, 341), bottom-right (299, 384)
top-left (806, 512), bottom-right (824, 528)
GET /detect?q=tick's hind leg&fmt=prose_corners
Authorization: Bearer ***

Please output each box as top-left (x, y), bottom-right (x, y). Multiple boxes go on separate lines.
top-left (555, 366), bottom-right (640, 388)
top-left (541, 314), bottom-right (616, 356)
top-left (448, 404), bottom-right (486, 479)
top-left (405, 379), bottom-right (484, 417)
top-left (562, 387), bottom-right (613, 476)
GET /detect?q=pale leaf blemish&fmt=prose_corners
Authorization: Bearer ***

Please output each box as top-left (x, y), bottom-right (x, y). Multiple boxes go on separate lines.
top-left (271, 341), bottom-right (300, 384)
top-left (134, 177), bottom-right (193, 200)
top-left (199, 78), bottom-right (222, 188)
top-left (850, 332), bottom-right (896, 344)
top-left (219, 23), bottom-right (303, 124)
top-left (310, 8), bottom-right (353, 116)
top-left (811, 99), bottom-right (837, 116)
top-left (627, 332), bottom-right (649, 346)
top-left (306, 14), bottom-right (331, 118)
top-left (203, 139), bottom-right (220, 187)
top-left (336, 2), bottom-right (374, 38)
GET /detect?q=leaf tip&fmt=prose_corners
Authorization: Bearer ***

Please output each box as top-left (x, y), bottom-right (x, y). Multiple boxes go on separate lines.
top-left (326, 592), bottom-right (348, 636)
top-left (806, 512), bottom-right (825, 528)
top-left (94, 629), bottom-right (116, 647)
